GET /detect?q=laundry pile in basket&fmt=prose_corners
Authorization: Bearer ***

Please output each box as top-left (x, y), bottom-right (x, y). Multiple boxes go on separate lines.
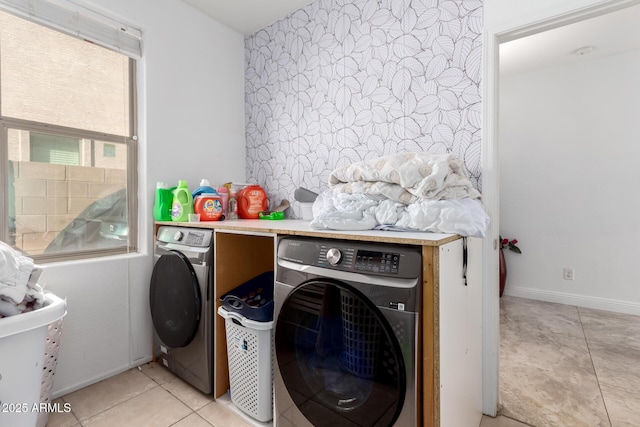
top-left (310, 152), bottom-right (489, 237)
top-left (0, 241), bottom-right (45, 317)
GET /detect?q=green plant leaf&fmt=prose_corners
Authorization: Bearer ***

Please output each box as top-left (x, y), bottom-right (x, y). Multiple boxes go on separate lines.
top-left (509, 245), bottom-right (522, 254)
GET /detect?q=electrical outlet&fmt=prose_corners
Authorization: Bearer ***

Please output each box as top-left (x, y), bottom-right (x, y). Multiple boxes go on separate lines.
top-left (563, 268), bottom-right (575, 281)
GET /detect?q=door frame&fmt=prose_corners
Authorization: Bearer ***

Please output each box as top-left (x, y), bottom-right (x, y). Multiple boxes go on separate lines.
top-left (480, 0), bottom-right (640, 415)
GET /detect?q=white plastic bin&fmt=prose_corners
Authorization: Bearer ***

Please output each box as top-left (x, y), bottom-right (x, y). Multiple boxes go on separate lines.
top-left (218, 306), bottom-right (273, 422)
top-left (0, 293), bottom-right (67, 427)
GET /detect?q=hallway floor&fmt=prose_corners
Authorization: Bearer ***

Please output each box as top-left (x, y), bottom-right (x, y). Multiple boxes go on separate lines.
top-left (499, 296), bottom-right (640, 426)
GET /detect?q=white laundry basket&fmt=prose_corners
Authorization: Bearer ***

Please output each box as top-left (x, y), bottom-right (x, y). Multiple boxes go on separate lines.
top-left (36, 316), bottom-right (65, 427)
top-left (218, 306), bottom-right (273, 422)
top-left (0, 293), bottom-right (67, 427)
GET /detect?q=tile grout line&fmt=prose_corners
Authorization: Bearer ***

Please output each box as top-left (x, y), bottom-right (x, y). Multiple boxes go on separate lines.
top-left (500, 297), bottom-right (622, 426)
top-left (138, 366), bottom-right (200, 427)
top-left (60, 395), bottom-right (82, 426)
top-left (139, 365), bottom-right (216, 419)
top-left (60, 394), bottom-right (83, 426)
top-left (167, 410), bottom-right (200, 427)
top-left (64, 374), bottom-right (163, 426)
top-left (139, 365), bottom-right (219, 426)
top-left (63, 373), bottom-right (215, 427)
top-left (576, 306), bottom-right (613, 427)
top-left (168, 411), bottom-right (214, 427)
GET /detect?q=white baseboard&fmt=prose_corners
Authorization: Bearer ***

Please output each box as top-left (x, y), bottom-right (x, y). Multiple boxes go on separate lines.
top-left (504, 286), bottom-right (640, 316)
top-left (50, 357), bottom-right (152, 400)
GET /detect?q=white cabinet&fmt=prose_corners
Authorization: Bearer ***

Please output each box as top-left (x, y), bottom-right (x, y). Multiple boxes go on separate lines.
top-left (438, 238), bottom-right (483, 427)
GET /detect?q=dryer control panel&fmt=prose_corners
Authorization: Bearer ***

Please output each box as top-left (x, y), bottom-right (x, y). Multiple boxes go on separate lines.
top-left (157, 226), bottom-right (212, 248)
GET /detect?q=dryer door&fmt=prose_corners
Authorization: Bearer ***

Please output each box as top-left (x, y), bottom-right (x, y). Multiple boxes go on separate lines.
top-left (275, 279), bottom-right (406, 427)
top-left (150, 250), bottom-right (201, 348)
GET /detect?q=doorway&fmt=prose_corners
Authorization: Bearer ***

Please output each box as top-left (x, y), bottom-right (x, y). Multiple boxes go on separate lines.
top-left (482, 0), bottom-right (640, 417)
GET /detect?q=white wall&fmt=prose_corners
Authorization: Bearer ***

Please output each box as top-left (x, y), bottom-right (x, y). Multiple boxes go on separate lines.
top-left (42, 0), bottom-right (246, 396)
top-left (484, 0), bottom-right (634, 31)
top-left (499, 48), bottom-right (640, 313)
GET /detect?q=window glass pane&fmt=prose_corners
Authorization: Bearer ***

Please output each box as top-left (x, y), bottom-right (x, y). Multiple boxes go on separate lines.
top-left (8, 128), bottom-right (129, 256)
top-left (30, 133), bottom-right (80, 165)
top-left (94, 141), bottom-right (127, 169)
top-left (0, 10), bottom-right (130, 136)
top-left (103, 143), bottom-right (116, 158)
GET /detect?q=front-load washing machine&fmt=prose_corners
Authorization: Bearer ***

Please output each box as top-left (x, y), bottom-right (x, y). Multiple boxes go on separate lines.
top-left (274, 237), bottom-right (422, 427)
top-left (150, 226), bottom-right (213, 394)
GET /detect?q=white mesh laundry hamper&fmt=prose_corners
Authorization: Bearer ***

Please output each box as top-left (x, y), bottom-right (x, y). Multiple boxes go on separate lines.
top-left (36, 317), bottom-right (64, 427)
top-left (218, 306), bottom-right (273, 422)
top-left (0, 293), bottom-right (66, 427)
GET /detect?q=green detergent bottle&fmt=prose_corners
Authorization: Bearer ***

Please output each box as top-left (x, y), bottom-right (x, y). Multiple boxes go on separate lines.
top-left (153, 182), bottom-right (173, 221)
top-left (171, 180), bottom-right (194, 222)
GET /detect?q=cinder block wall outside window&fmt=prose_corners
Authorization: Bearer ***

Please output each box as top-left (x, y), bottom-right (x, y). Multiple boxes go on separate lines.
top-left (12, 160), bottom-right (125, 253)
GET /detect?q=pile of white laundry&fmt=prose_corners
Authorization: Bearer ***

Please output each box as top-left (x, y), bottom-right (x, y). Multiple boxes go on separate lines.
top-left (310, 152), bottom-right (489, 237)
top-left (0, 241), bottom-right (45, 318)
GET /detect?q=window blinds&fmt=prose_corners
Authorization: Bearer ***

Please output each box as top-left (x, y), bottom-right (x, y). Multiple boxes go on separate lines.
top-left (0, 0), bottom-right (142, 59)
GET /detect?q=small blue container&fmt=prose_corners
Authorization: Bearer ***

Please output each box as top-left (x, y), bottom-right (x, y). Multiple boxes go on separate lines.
top-left (220, 271), bottom-right (274, 322)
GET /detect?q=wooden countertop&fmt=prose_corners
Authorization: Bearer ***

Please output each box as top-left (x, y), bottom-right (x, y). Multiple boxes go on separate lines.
top-left (155, 219), bottom-right (460, 246)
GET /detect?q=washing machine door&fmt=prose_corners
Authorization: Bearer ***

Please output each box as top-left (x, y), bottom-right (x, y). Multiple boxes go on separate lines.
top-left (150, 250), bottom-right (201, 348)
top-left (275, 279), bottom-right (406, 427)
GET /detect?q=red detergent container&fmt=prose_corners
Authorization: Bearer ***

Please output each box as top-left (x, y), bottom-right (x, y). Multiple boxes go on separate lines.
top-left (194, 193), bottom-right (224, 221)
top-left (236, 185), bottom-right (268, 219)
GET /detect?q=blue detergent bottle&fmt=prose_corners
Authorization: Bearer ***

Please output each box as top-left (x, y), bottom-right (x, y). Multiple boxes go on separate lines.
top-left (171, 180), bottom-right (194, 222)
top-left (192, 179), bottom-right (217, 199)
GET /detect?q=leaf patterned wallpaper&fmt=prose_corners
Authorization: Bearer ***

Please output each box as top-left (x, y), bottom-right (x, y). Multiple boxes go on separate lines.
top-left (245, 0), bottom-right (483, 217)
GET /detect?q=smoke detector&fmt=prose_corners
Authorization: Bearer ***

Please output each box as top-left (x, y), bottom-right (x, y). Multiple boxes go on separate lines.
top-left (574, 46), bottom-right (595, 56)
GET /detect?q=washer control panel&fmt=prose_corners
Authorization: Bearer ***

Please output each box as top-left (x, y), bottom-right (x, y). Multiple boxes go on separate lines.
top-left (318, 246), bottom-right (400, 274)
top-left (325, 247), bottom-right (342, 265)
top-left (311, 243), bottom-right (412, 276)
top-left (354, 249), bottom-right (400, 274)
top-left (278, 238), bottom-right (421, 279)
top-left (318, 245), bottom-right (354, 269)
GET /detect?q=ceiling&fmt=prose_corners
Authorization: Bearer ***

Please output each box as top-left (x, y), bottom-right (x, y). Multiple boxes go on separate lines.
top-left (178, 1), bottom-right (640, 74)
top-left (500, 4), bottom-right (640, 76)
top-left (180, 0), bottom-right (314, 35)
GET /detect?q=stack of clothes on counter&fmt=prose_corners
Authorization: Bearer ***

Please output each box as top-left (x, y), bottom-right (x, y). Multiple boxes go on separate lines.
top-left (310, 152), bottom-right (489, 237)
top-left (0, 241), bottom-right (45, 318)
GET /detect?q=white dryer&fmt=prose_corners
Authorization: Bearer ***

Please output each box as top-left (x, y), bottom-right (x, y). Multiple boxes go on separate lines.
top-left (149, 226), bottom-right (213, 394)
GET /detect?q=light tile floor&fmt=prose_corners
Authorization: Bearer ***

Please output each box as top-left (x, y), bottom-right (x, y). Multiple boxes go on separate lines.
top-left (51, 295), bottom-right (639, 427)
top-left (47, 360), bottom-right (524, 427)
top-left (47, 362), bottom-right (253, 427)
top-left (499, 296), bottom-right (640, 427)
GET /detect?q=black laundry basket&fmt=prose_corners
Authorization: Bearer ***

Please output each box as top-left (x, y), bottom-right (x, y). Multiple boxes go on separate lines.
top-left (220, 271), bottom-right (274, 321)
